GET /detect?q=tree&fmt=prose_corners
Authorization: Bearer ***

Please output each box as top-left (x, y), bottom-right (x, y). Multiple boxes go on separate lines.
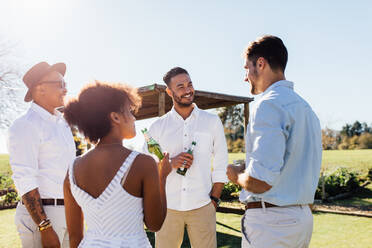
top-left (358, 133), bottom-right (372, 149)
top-left (0, 38), bottom-right (26, 129)
top-left (341, 124), bottom-right (353, 137)
top-left (322, 128), bottom-right (338, 150)
top-left (341, 121), bottom-right (372, 139)
top-left (71, 127), bottom-right (89, 156)
top-left (362, 122), bottom-right (372, 134)
top-left (217, 105), bottom-right (245, 151)
top-left (351, 121), bottom-right (363, 136)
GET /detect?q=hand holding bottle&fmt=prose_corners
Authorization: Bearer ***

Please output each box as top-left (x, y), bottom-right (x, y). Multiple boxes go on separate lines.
top-left (176, 141), bottom-right (196, 176)
top-left (158, 153), bottom-right (171, 179)
top-left (171, 152), bottom-right (194, 169)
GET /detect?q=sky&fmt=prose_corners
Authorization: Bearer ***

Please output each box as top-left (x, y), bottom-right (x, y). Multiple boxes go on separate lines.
top-left (0, 0), bottom-right (371, 153)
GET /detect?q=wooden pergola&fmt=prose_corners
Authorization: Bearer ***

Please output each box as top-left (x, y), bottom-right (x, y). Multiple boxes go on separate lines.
top-left (136, 84), bottom-right (254, 129)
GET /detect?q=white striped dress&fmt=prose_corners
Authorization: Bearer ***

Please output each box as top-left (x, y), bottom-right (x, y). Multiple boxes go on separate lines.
top-left (69, 151), bottom-right (152, 247)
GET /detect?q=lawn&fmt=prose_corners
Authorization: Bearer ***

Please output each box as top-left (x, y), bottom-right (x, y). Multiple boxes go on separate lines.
top-left (0, 154), bottom-right (10, 176)
top-left (1, 151), bottom-right (372, 247)
top-left (2, 150), bottom-right (372, 176)
top-left (229, 149), bottom-right (372, 174)
top-left (1, 209), bottom-right (371, 248)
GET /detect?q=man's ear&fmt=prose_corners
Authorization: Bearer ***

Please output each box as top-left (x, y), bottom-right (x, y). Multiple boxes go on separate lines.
top-left (166, 87), bottom-right (172, 97)
top-left (109, 112), bottom-right (121, 125)
top-left (257, 57), bottom-right (266, 70)
top-left (33, 84), bottom-right (44, 98)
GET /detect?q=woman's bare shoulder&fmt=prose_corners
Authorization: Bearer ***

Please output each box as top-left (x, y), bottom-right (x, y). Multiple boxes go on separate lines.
top-left (130, 153), bottom-right (158, 175)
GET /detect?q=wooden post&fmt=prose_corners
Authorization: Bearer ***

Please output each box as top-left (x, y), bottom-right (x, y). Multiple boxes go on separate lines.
top-left (244, 103), bottom-right (249, 134)
top-left (321, 172), bottom-right (326, 202)
top-left (158, 92), bottom-right (165, 117)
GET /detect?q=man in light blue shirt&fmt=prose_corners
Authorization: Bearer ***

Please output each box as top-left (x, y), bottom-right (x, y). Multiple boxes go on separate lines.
top-left (227, 35), bottom-right (322, 248)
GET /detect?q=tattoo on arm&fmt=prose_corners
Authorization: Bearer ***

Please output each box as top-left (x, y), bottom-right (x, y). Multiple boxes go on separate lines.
top-left (22, 189), bottom-right (47, 225)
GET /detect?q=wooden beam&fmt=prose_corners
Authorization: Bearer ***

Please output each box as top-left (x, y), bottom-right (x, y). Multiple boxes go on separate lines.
top-left (136, 113), bottom-right (159, 120)
top-left (198, 101), bottom-right (242, 110)
top-left (195, 90), bottom-right (253, 103)
top-left (158, 92), bottom-right (166, 117)
top-left (244, 103), bottom-right (249, 134)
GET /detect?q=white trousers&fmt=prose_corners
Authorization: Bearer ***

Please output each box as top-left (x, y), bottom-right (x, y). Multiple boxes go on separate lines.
top-left (241, 205), bottom-right (313, 248)
top-left (14, 203), bottom-right (69, 248)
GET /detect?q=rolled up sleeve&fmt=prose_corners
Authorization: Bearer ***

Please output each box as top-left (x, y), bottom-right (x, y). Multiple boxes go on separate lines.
top-left (246, 101), bottom-right (288, 186)
top-left (7, 121), bottom-right (40, 197)
top-left (211, 116), bottom-right (229, 183)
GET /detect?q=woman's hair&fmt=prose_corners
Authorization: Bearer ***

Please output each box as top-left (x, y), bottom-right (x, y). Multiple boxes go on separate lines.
top-left (64, 81), bottom-right (141, 144)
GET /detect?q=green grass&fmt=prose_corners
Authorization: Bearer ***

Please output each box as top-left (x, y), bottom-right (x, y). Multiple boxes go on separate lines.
top-left (330, 183), bottom-right (372, 207)
top-left (1, 209), bottom-right (371, 248)
top-left (311, 212), bottom-right (372, 248)
top-left (0, 209), bottom-right (21, 248)
top-left (229, 150), bottom-right (372, 208)
top-left (321, 150), bottom-right (372, 174)
top-left (2, 150), bottom-right (372, 177)
top-left (0, 154), bottom-right (11, 176)
top-left (229, 149), bottom-right (372, 174)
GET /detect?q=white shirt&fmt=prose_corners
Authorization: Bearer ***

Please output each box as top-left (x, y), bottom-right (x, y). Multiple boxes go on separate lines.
top-left (240, 80), bottom-right (322, 206)
top-left (143, 104), bottom-right (228, 211)
top-left (7, 102), bottom-right (76, 198)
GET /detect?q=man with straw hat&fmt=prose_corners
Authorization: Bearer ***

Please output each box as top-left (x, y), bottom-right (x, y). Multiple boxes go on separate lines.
top-left (7, 62), bottom-right (76, 247)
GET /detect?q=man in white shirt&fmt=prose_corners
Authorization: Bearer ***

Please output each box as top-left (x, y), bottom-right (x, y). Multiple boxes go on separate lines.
top-left (144, 67), bottom-right (228, 248)
top-left (227, 36), bottom-right (322, 248)
top-left (7, 62), bottom-right (76, 248)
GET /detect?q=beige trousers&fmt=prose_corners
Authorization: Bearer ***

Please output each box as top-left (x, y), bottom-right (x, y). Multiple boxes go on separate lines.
top-left (14, 203), bottom-right (69, 248)
top-left (155, 202), bottom-right (216, 248)
top-left (241, 205), bottom-right (313, 248)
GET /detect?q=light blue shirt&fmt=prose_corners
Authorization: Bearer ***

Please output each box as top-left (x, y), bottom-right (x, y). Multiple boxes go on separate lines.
top-left (239, 80), bottom-right (322, 206)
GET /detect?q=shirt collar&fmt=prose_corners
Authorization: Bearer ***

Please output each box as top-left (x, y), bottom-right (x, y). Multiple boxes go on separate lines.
top-left (30, 102), bottom-right (62, 123)
top-left (170, 103), bottom-right (200, 122)
top-left (262, 80), bottom-right (294, 96)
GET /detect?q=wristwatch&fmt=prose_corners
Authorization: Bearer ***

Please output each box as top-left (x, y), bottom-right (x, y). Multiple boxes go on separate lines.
top-left (210, 195), bottom-right (221, 207)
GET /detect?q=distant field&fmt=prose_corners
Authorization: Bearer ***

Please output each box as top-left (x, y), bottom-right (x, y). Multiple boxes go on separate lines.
top-left (229, 149), bottom-right (372, 174)
top-left (2, 150), bottom-right (372, 176)
top-left (1, 150), bottom-right (372, 176)
top-left (0, 154), bottom-right (10, 175)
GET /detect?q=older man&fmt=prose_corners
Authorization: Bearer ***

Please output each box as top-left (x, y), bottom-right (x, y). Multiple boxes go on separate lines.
top-left (227, 36), bottom-right (322, 248)
top-left (8, 62), bottom-right (76, 247)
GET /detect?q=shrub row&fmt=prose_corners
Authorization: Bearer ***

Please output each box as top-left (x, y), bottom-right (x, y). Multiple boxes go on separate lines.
top-left (1, 167), bottom-right (371, 205)
top-left (221, 167), bottom-right (372, 201)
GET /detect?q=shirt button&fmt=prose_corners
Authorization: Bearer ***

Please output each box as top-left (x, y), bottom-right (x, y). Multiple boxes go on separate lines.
top-left (184, 134), bottom-right (187, 137)
top-left (183, 188), bottom-right (186, 191)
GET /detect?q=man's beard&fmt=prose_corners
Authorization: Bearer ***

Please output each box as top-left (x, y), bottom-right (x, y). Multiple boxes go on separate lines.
top-left (172, 91), bottom-right (194, 107)
top-left (250, 83), bottom-right (257, 95)
top-left (249, 68), bottom-right (259, 95)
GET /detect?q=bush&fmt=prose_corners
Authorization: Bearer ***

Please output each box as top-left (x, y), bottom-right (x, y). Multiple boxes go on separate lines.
top-left (3, 191), bottom-right (19, 205)
top-left (368, 168), bottom-right (372, 182)
top-left (315, 167), bottom-right (361, 199)
top-left (358, 133), bottom-right (372, 149)
top-left (0, 174), bottom-right (14, 191)
top-left (221, 182), bottom-right (241, 201)
top-left (337, 133), bottom-right (372, 150)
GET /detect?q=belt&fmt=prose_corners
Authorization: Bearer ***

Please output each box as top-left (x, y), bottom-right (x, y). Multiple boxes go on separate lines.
top-left (22, 199), bottom-right (64, 206)
top-left (245, 201), bottom-right (278, 210)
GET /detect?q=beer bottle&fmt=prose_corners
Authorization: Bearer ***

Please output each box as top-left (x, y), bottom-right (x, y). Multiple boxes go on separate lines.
top-left (142, 128), bottom-right (164, 160)
top-left (177, 141), bottom-right (196, 176)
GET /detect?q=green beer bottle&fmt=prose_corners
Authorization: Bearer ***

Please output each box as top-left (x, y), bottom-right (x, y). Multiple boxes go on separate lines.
top-left (177, 141), bottom-right (196, 176)
top-left (142, 128), bottom-right (164, 160)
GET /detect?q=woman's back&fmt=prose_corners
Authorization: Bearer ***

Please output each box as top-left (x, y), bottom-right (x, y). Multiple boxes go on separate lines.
top-left (63, 82), bottom-right (171, 247)
top-left (69, 148), bottom-right (152, 247)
